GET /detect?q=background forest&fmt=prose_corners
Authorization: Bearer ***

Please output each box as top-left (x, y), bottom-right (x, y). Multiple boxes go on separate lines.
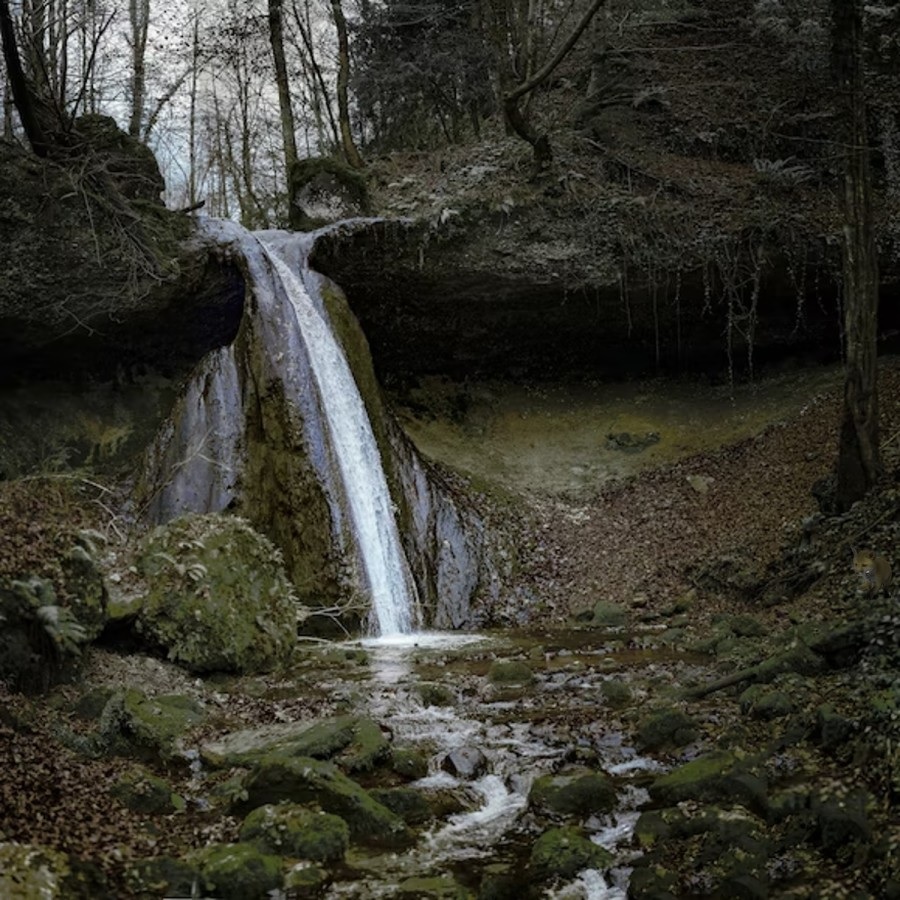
top-left (0, 0), bottom-right (897, 228)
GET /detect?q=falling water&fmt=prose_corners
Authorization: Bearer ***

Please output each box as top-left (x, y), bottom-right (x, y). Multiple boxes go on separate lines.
top-left (145, 219), bottom-right (418, 637)
top-left (260, 236), bottom-right (418, 636)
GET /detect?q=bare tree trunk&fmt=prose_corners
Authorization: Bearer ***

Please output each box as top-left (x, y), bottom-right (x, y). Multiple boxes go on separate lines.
top-left (188, 10), bottom-right (200, 208)
top-left (291, 0), bottom-right (340, 152)
top-left (833, 0), bottom-right (880, 511)
top-left (268, 0), bottom-right (298, 173)
top-left (127, 0), bottom-right (150, 137)
top-left (330, 0), bottom-right (364, 168)
top-left (0, 0), bottom-right (51, 154)
top-left (489, 0), bottom-right (607, 170)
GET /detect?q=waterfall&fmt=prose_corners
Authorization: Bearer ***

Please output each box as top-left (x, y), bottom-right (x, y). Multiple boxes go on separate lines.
top-left (144, 219), bottom-right (418, 637)
top-left (261, 237), bottom-right (418, 636)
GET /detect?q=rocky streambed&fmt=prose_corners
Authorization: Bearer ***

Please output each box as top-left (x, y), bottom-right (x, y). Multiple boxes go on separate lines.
top-left (1, 362), bottom-right (899, 898)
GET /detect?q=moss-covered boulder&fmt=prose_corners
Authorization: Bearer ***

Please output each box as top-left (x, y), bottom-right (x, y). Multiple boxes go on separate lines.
top-left (635, 707), bottom-right (699, 751)
top-left (136, 514), bottom-right (300, 673)
top-left (284, 861), bottom-right (330, 897)
top-left (237, 755), bottom-right (412, 848)
top-left (239, 803), bottom-right (349, 862)
top-left (126, 855), bottom-right (201, 898)
top-left (201, 715), bottom-right (389, 772)
top-left (529, 827), bottom-right (612, 880)
top-left (390, 746), bottom-right (430, 781)
top-left (528, 768), bottom-right (617, 819)
top-left (648, 751), bottom-right (768, 815)
top-left (599, 678), bottom-right (632, 708)
top-left (189, 843), bottom-right (283, 900)
top-left (370, 786), bottom-right (432, 824)
top-left (98, 688), bottom-right (206, 760)
top-left (112, 767), bottom-right (185, 814)
top-left (487, 659), bottom-right (534, 685)
top-left (288, 156), bottom-right (370, 231)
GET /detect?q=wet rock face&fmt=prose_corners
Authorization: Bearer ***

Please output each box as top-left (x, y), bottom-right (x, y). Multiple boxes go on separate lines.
top-left (440, 746), bottom-right (488, 780)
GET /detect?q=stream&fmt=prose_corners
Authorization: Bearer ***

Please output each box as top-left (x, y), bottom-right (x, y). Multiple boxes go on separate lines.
top-left (281, 627), bottom-right (700, 899)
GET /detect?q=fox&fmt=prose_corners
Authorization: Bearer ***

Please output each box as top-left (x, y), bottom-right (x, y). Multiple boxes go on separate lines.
top-left (852, 549), bottom-right (893, 595)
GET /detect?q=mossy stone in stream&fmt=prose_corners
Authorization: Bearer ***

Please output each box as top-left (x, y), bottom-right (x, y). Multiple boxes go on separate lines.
top-left (200, 715), bottom-right (389, 772)
top-left (417, 681), bottom-right (455, 706)
top-left (189, 843), bottom-right (282, 900)
top-left (370, 786), bottom-right (432, 824)
top-left (529, 827), bottom-right (612, 880)
top-left (136, 513), bottom-right (299, 674)
top-left (390, 746), bottom-right (430, 780)
top-left (396, 874), bottom-right (470, 897)
top-left (239, 803), bottom-right (349, 862)
top-left (599, 678), bottom-right (632, 708)
top-left (528, 768), bottom-right (617, 818)
top-left (635, 707), bottom-right (699, 750)
top-left (487, 659), bottom-right (534, 685)
top-left (237, 755), bottom-right (412, 848)
top-left (284, 861), bottom-right (330, 897)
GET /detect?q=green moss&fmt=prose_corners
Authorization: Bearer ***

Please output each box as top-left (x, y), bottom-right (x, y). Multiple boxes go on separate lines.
top-left (200, 715), bottom-right (388, 772)
top-left (239, 804), bottom-right (349, 862)
top-left (137, 513), bottom-right (299, 673)
top-left (238, 755), bottom-right (412, 848)
top-left (529, 827), bottom-right (612, 880)
top-left (599, 679), bottom-right (632, 708)
top-left (190, 843), bottom-right (283, 900)
top-left (635, 708), bottom-right (699, 751)
top-left (370, 787), bottom-right (432, 824)
top-left (488, 660), bottom-right (534, 685)
top-left (0, 843), bottom-right (73, 898)
top-left (529, 770), bottom-right (617, 818)
top-left (112, 767), bottom-right (185, 814)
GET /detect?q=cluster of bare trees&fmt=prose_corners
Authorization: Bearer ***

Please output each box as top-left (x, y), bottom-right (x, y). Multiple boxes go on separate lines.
top-left (1, 0), bottom-right (617, 219)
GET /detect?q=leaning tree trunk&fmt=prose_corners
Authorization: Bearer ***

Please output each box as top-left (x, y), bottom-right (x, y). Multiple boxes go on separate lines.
top-left (834, 0), bottom-right (880, 511)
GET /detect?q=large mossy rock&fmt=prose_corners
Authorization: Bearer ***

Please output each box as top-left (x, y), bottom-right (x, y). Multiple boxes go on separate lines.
top-left (200, 715), bottom-right (389, 772)
top-left (648, 750), bottom-right (768, 815)
top-left (236, 755), bottom-right (412, 848)
top-left (188, 843), bottom-right (283, 900)
top-left (97, 688), bottom-right (206, 760)
top-left (239, 803), bottom-right (350, 862)
top-left (528, 768), bottom-right (617, 818)
top-left (136, 514), bottom-right (300, 673)
top-left (529, 827), bottom-right (612, 880)
top-left (0, 841), bottom-right (106, 897)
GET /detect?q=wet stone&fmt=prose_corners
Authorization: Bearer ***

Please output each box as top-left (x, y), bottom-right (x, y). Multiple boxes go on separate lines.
top-left (440, 746), bottom-right (488, 780)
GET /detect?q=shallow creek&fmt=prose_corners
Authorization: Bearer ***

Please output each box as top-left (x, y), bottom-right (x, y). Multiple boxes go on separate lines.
top-left (285, 628), bottom-right (705, 899)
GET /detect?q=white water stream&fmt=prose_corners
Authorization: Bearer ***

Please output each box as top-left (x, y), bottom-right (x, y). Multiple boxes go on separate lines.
top-left (320, 633), bottom-right (656, 899)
